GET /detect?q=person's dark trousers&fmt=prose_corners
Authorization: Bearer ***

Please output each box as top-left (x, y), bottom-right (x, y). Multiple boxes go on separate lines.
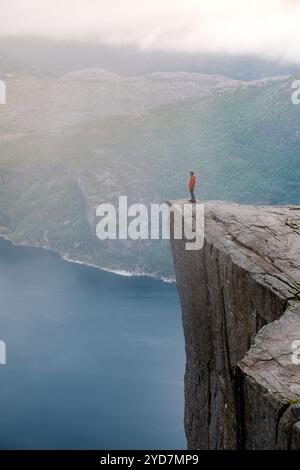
top-left (190, 189), bottom-right (196, 202)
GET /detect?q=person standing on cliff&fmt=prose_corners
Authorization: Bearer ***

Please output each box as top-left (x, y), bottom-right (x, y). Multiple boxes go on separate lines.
top-left (188, 171), bottom-right (196, 203)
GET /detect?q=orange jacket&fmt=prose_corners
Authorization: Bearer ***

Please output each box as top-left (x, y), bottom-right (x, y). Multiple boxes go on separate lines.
top-left (189, 175), bottom-right (196, 190)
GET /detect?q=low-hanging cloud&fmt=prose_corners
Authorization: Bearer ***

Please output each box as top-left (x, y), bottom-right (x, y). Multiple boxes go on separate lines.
top-left (1, 0), bottom-right (300, 64)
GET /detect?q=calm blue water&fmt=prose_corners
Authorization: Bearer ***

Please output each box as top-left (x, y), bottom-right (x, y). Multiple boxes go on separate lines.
top-left (0, 238), bottom-right (185, 449)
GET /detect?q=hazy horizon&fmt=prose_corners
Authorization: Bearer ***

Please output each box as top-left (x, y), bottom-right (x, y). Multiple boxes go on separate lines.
top-left (0, 36), bottom-right (299, 80)
top-left (1, 1), bottom-right (300, 80)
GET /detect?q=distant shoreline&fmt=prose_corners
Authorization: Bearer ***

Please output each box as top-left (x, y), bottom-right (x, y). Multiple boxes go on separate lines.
top-left (0, 233), bottom-right (175, 284)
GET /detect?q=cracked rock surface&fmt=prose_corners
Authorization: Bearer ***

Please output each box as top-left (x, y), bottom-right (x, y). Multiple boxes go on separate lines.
top-left (169, 201), bottom-right (300, 449)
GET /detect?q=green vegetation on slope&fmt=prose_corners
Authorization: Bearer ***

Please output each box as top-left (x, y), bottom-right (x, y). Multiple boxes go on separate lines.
top-left (0, 77), bottom-right (299, 277)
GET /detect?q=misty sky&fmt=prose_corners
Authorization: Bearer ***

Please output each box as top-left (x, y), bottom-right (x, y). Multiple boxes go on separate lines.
top-left (1, 0), bottom-right (300, 64)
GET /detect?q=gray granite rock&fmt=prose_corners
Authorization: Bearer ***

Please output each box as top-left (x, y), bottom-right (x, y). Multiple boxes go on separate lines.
top-left (169, 201), bottom-right (300, 449)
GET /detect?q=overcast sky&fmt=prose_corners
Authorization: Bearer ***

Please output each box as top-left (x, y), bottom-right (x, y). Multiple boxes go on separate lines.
top-left (1, 0), bottom-right (300, 64)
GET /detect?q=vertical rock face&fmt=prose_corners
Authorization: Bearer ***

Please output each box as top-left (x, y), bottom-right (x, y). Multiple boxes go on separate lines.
top-left (169, 201), bottom-right (300, 450)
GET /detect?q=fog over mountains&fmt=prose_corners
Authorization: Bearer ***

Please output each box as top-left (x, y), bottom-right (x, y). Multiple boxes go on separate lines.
top-left (0, 36), bottom-right (299, 79)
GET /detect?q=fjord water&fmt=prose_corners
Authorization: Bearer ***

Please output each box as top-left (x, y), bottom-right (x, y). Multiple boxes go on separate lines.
top-left (0, 238), bottom-right (185, 449)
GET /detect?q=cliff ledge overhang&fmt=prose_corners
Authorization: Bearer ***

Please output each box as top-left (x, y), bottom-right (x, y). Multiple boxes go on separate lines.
top-left (169, 201), bottom-right (300, 450)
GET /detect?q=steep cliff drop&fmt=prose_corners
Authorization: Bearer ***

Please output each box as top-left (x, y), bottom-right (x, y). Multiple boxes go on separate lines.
top-left (169, 201), bottom-right (300, 450)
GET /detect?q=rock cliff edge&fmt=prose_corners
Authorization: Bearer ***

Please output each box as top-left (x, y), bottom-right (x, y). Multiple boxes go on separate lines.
top-left (169, 201), bottom-right (300, 449)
